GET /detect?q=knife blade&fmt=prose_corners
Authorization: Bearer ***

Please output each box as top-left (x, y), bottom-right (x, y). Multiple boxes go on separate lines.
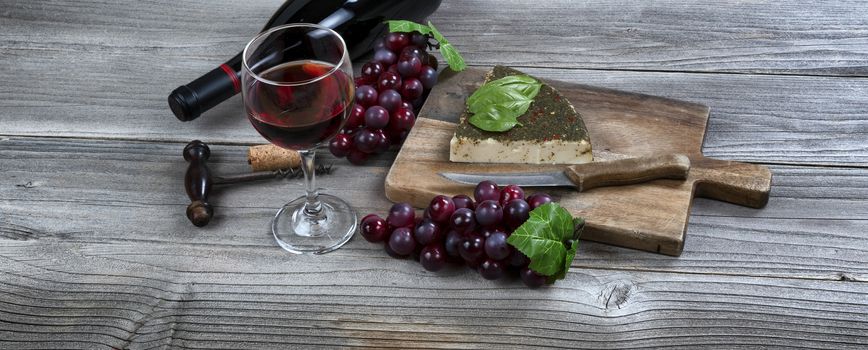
top-left (439, 153), bottom-right (690, 192)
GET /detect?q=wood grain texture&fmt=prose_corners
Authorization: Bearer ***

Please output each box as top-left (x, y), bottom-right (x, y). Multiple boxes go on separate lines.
top-left (2, 0), bottom-right (868, 347)
top-left (1, 249), bottom-right (867, 349)
top-left (1, 136), bottom-right (866, 347)
top-left (0, 137), bottom-right (863, 280)
top-left (430, 0), bottom-right (868, 76)
top-left (0, 1), bottom-right (866, 165)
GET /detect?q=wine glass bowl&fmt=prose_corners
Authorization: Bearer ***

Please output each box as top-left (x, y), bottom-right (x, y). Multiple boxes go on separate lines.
top-left (242, 24), bottom-right (357, 254)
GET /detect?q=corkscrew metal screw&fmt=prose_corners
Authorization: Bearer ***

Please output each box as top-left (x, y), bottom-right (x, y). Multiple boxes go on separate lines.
top-left (183, 140), bottom-right (334, 227)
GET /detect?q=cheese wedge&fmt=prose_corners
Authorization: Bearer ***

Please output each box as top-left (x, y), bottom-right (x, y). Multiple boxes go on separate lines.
top-left (449, 66), bottom-right (592, 164)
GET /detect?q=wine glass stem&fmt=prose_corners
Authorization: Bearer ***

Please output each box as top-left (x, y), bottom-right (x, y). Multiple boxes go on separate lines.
top-left (298, 149), bottom-right (323, 219)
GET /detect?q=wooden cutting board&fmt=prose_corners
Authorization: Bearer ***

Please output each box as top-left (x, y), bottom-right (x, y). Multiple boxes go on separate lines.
top-left (385, 67), bottom-right (771, 256)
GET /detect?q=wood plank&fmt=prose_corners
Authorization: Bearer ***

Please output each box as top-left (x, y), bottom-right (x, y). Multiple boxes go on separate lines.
top-left (430, 0), bottom-right (868, 76)
top-left (1, 137), bottom-right (865, 280)
top-left (0, 242), bottom-right (866, 348)
top-left (0, 1), bottom-right (867, 165)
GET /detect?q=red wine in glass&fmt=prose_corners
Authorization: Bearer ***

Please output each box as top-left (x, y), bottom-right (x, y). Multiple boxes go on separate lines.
top-left (246, 60), bottom-right (353, 149)
top-left (242, 24), bottom-right (357, 255)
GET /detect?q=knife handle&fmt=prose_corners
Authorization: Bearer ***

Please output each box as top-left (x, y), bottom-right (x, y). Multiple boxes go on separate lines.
top-left (564, 154), bottom-right (691, 192)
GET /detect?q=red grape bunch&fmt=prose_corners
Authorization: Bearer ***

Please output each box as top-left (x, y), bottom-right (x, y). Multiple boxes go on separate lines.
top-left (360, 181), bottom-right (559, 288)
top-left (329, 31), bottom-right (439, 165)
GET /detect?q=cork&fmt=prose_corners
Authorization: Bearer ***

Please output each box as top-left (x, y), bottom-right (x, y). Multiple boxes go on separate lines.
top-left (247, 144), bottom-right (302, 171)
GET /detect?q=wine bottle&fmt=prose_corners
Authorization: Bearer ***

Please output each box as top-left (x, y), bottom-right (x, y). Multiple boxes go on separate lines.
top-left (169, 0), bottom-right (442, 122)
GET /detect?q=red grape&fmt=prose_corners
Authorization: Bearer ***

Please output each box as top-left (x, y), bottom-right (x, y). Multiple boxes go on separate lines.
top-left (420, 244), bottom-right (447, 272)
top-left (444, 229), bottom-right (462, 259)
top-left (384, 32), bottom-right (410, 52)
top-left (401, 78), bottom-right (424, 101)
top-left (427, 195), bottom-right (456, 224)
top-left (390, 107), bottom-right (415, 131)
top-left (360, 214), bottom-right (389, 242)
top-left (374, 38), bottom-right (386, 51)
top-left (355, 85), bottom-right (378, 107)
top-left (527, 193), bottom-right (554, 209)
top-left (520, 267), bottom-right (547, 288)
top-left (387, 202), bottom-right (415, 228)
top-left (484, 231), bottom-right (511, 260)
top-left (377, 89), bottom-right (403, 113)
top-left (508, 249), bottom-right (530, 267)
top-left (373, 129), bottom-right (391, 153)
top-left (389, 227), bottom-right (416, 255)
top-left (353, 128), bottom-right (379, 154)
top-left (499, 184), bottom-right (525, 206)
top-left (328, 133), bottom-right (353, 157)
top-left (386, 64), bottom-right (399, 74)
top-left (414, 218), bottom-right (442, 245)
top-left (504, 199), bottom-right (531, 230)
top-left (418, 66), bottom-right (438, 90)
top-left (373, 49), bottom-right (397, 66)
top-left (384, 240), bottom-right (409, 259)
top-left (478, 259), bottom-right (505, 280)
top-left (425, 55), bottom-right (438, 70)
top-left (475, 200), bottom-right (503, 228)
top-left (450, 207), bottom-right (476, 234)
top-left (400, 46), bottom-right (426, 60)
top-left (410, 32), bottom-right (428, 49)
top-left (377, 71), bottom-right (403, 91)
top-left (345, 103), bottom-right (366, 130)
top-left (458, 234), bottom-right (485, 262)
top-left (361, 62), bottom-right (384, 80)
top-left (474, 180), bottom-right (499, 203)
top-left (452, 194), bottom-right (475, 210)
top-left (400, 101), bottom-right (413, 111)
top-left (397, 55), bottom-right (422, 77)
top-left (364, 106), bottom-right (390, 129)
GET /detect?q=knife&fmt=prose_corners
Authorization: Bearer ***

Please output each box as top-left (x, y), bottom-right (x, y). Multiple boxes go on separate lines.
top-left (439, 153), bottom-right (690, 192)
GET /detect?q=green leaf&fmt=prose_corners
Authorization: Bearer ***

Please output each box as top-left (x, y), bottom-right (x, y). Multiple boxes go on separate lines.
top-left (465, 75), bottom-right (542, 132)
top-left (427, 21), bottom-right (466, 72)
top-left (507, 203), bottom-right (584, 283)
top-left (468, 104), bottom-right (523, 132)
top-left (427, 21), bottom-right (447, 45)
top-left (385, 20), bottom-right (431, 34)
top-left (439, 43), bottom-right (467, 72)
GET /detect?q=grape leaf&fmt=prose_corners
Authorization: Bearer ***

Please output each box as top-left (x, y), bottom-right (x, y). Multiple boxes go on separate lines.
top-left (439, 43), bottom-right (467, 72)
top-left (426, 21), bottom-right (466, 72)
top-left (385, 20), bottom-right (432, 35)
top-left (465, 75), bottom-right (541, 132)
top-left (507, 203), bottom-right (584, 283)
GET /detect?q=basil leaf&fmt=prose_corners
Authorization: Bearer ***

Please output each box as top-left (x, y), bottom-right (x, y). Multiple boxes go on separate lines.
top-left (385, 20), bottom-right (432, 34)
top-left (507, 203), bottom-right (583, 283)
top-left (467, 89), bottom-right (533, 114)
top-left (468, 104), bottom-right (523, 132)
top-left (465, 75), bottom-right (541, 132)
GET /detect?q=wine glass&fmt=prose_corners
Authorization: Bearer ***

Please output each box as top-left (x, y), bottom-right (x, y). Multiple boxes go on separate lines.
top-left (242, 24), bottom-right (356, 254)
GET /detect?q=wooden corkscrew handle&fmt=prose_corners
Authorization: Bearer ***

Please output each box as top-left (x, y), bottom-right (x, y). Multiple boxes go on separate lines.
top-left (183, 140), bottom-right (214, 227)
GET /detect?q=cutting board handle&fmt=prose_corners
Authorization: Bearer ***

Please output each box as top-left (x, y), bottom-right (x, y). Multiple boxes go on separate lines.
top-left (692, 157), bottom-right (772, 208)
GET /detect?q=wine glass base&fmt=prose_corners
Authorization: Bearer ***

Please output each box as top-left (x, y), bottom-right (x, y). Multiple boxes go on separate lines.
top-left (271, 194), bottom-right (357, 254)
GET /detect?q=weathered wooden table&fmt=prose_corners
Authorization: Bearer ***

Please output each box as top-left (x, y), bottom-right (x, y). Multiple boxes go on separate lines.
top-left (2, 1), bottom-right (867, 348)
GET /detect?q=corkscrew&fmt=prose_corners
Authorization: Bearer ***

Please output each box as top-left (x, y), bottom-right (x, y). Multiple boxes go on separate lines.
top-left (183, 140), bottom-right (333, 227)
